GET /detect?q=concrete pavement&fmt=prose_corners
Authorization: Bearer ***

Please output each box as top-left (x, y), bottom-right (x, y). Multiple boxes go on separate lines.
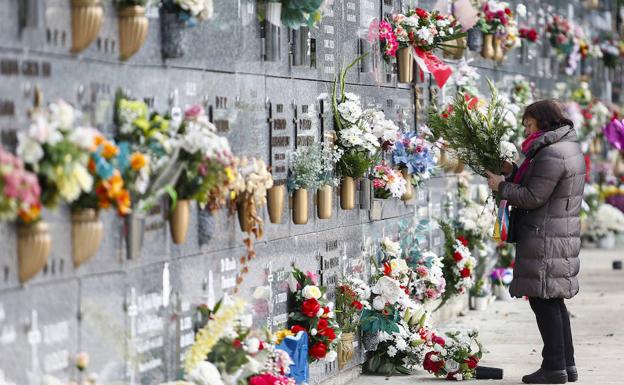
top-left (352, 248), bottom-right (624, 384)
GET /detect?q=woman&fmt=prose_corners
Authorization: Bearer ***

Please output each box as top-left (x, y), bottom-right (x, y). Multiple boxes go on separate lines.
top-left (486, 100), bottom-right (585, 384)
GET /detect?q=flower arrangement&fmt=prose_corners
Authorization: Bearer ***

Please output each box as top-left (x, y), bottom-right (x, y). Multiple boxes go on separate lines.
top-left (423, 329), bottom-right (484, 381)
top-left (379, 8), bottom-right (465, 60)
top-left (392, 130), bottom-right (439, 186)
top-left (236, 156), bottom-right (274, 234)
top-left (336, 276), bottom-right (371, 334)
top-left (546, 14), bottom-right (576, 56)
top-left (518, 27), bottom-right (538, 43)
top-left (287, 267), bottom-right (340, 363)
top-left (161, 0), bottom-right (214, 25)
top-left (478, 1), bottom-right (513, 35)
top-left (599, 34), bottom-right (622, 68)
top-left (173, 105), bottom-right (238, 211)
top-left (450, 58), bottom-right (480, 96)
top-left (494, 242), bottom-right (515, 269)
top-left (287, 143), bottom-right (342, 191)
top-left (456, 199), bottom-right (498, 244)
top-left (428, 82), bottom-right (514, 176)
top-left (371, 162), bottom-right (407, 199)
top-left (275, 0), bottom-right (324, 29)
top-left (585, 203), bottom-right (624, 240)
top-left (438, 221), bottom-right (477, 306)
top-left (17, 99), bottom-right (94, 208)
top-left (490, 267), bottom-right (513, 287)
top-left (0, 146), bottom-right (41, 223)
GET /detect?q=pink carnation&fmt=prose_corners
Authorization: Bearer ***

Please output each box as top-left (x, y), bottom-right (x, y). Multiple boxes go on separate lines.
top-left (184, 104), bottom-right (204, 119)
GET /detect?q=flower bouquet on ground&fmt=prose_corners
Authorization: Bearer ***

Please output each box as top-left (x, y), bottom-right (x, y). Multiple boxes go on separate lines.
top-left (423, 329), bottom-right (484, 381)
top-left (437, 221), bottom-right (477, 308)
top-left (371, 161), bottom-right (407, 199)
top-left (287, 267), bottom-right (340, 363)
top-left (428, 81), bottom-right (515, 177)
top-left (182, 299), bottom-right (295, 385)
top-left (336, 276), bottom-right (371, 367)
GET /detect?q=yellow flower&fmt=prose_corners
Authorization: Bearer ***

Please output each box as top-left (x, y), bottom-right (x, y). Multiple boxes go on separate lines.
top-left (274, 329), bottom-right (294, 345)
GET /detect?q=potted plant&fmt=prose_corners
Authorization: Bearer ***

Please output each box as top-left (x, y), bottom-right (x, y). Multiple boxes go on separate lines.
top-left (335, 277), bottom-right (370, 368)
top-left (332, 56), bottom-right (380, 210)
top-left (160, 0), bottom-right (214, 59)
top-left (469, 278), bottom-right (489, 311)
top-left (423, 329), bottom-right (484, 380)
top-left (171, 105), bottom-right (237, 244)
top-left (70, 129), bottom-right (131, 267)
top-left (114, 0), bottom-right (149, 60)
top-left (0, 146), bottom-right (46, 283)
top-left (70, 0), bottom-right (104, 53)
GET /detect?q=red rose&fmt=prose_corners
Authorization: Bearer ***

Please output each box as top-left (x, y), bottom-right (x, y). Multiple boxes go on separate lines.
top-left (310, 342), bottom-right (328, 359)
top-left (317, 318), bottom-right (329, 331)
top-left (433, 335), bottom-right (446, 346)
top-left (291, 325), bottom-right (307, 334)
top-left (415, 8), bottom-right (428, 19)
top-left (435, 15), bottom-right (444, 20)
top-left (322, 306), bottom-right (330, 317)
top-left (301, 298), bottom-right (321, 317)
top-left (233, 339), bottom-right (243, 349)
top-left (457, 236), bottom-right (469, 247)
top-left (320, 327), bottom-right (336, 341)
top-left (460, 267), bottom-right (471, 278)
top-left (453, 251), bottom-right (463, 262)
top-left (504, 8), bottom-right (512, 15)
top-left (465, 357), bottom-right (478, 369)
top-left (528, 29), bottom-right (538, 42)
top-left (351, 300), bottom-right (363, 310)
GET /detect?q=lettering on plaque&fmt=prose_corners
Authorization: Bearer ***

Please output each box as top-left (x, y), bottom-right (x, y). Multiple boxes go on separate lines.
top-left (21, 61), bottom-right (39, 76)
top-left (42, 62), bottom-right (51, 77)
top-left (274, 153), bottom-right (286, 160)
top-left (215, 96), bottom-right (228, 110)
top-left (221, 274), bottom-right (237, 290)
top-left (214, 119), bottom-right (230, 133)
top-left (274, 118), bottom-right (287, 130)
top-left (299, 118), bottom-right (312, 130)
top-left (271, 137), bottom-right (290, 147)
top-left (0, 59), bottom-right (18, 75)
top-left (276, 104), bottom-right (284, 113)
top-left (301, 105), bottom-right (308, 113)
top-left (272, 313), bottom-right (288, 325)
top-left (323, 256), bottom-right (340, 270)
top-left (274, 165), bottom-right (286, 173)
top-left (0, 100), bottom-right (15, 116)
top-left (296, 136), bottom-right (315, 146)
top-left (275, 292), bottom-right (288, 304)
top-left (325, 240), bottom-right (338, 252)
top-left (433, 236), bottom-right (441, 247)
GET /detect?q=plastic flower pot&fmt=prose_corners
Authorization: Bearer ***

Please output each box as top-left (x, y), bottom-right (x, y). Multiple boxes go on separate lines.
top-left (317, 185), bottom-right (333, 219)
top-left (481, 34), bottom-right (495, 59)
top-left (598, 232), bottom-right (616, 249)
top-left (466, 27), bottom-right (483, 51)
top-left (170, 199), bottom-right (190, 245)
top-left (292, 188), bottom-right (309, 225)
top-left (117, 5), bottom-right (149, 60)
top-left (267, 185), bottom-right (286, 224)
top-left (160, 8), bottom-right (186, 59)
top-left (472, 296), bottom-right (488, 311)
top-left (71, 209), bottom-right (103, 268)
top-left (340, 177), bottom-right (356, 210)
top-left (396, 47), bottom-right (414, 83)
top-left (70, 0), bottom-right (103, 53)
top-left (17, 221), bottom-right (51, 283)
top-left (337, 332), bottom-right (355, 369)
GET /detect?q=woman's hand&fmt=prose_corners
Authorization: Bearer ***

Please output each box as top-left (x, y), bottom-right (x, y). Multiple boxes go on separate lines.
top-left (502, 161), bottom-right (514, 176)
top-left (485, 170), bottom-right (505, 191)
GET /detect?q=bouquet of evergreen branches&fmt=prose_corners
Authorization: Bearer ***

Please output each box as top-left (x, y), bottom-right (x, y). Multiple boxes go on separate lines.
top-left (428, 81), bottom-right (514, 177)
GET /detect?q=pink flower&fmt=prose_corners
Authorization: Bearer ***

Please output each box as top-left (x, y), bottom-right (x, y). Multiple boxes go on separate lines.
top-left (184, 104), bottom-right (204, 119)
top-left (306, 271), bottom-right (319, 285)
top-left (379, 20), bottom-right (393, 41)
top-left (416, 266), bottom-right (429, 277)
top-left (425, 288), bottom-right (438, 299)
top-left (373, 179), bottom-right (385, 189)
top-left (384, 37), bottom-right (399, 57)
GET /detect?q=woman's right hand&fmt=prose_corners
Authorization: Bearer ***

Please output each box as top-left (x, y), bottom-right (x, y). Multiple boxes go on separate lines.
top-left (502, 161), bottom-right (514, 176)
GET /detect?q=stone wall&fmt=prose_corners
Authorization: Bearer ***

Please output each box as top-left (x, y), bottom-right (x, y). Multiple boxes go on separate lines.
top-left (0, 0), bottom-right (613, 384)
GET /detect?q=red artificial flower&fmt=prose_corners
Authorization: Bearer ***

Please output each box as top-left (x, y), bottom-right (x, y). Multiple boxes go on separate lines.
top-left (320, 327), bottom-right (336, 341)
top-left (435, 15), bottom-right (444, 20)
top-left (291, 325), bottom-right (307, 334)
top-left (527, 29), bottom-right (538, 42)
top-left (423, 351), bottom-right (444, 373)
top-left (351, 300), bottom-right (364, 310)
top-left (301, 298), bottom-right (321, 317)
top-left (432, 335), bottom-right (446, 346)
top-left (457, 235), bottom-right (469, 246)
top-left (233, 339), bottom-right (243, 349)
top-left (383, 262), bottom-right (392, 276)
top-left (464, 94), bottom-right (479, 110)
top-left (415, 8), bottom-right (429, 19)
top-left (322, 306), bottom-right (331, 317)
top-left (453, 251), bottom-right (463, 262)
top-left (504, 8), bottom-right (512, 15)
top-left (310, 342), bottom-right (328, 359)
top-left (317, 318), bottom-right (329, 330)
top-left (441, 112), bottom-right (449, 119)
top-left (465, 356), bottom-right (478, 369)
top-left (460, 267), bottom-right (472, 278)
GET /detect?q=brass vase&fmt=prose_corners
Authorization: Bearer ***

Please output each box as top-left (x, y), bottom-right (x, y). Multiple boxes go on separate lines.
top-left (481, 34), bottom-right (495, 59)
top-left (70, 0), bottom-right (104, 53)
top-left (267, 185), bottom-right (286, 224)
top-left (338, 332), bottom-right (355, 369)
top-left (170, 199), bottom-right (190, 245)
top-left (237, 193), bottom-right (256, 233)
top-left (18, 221), bottom-right (52, 283)
top-left (71, 209), bottom-right (103, 268)
top-left (317, 185), bottom-right (333, 219)
top-left (396, 47), bottom-right (414, 83)
top-left (455, 160), bottom-right (466, 174)
top-left (400, 169), bottom-right (414, 201)
top-left (440, 149), bottom-right (458, 172)
top-left (443, 37), bottom-right (466, 60)
top-left (292, 188), bottom-right (309, 225)
top-left (117, 5), bottom-right (149, 60)
top-left (494, 36), bottom-right (505, 62)
top-left (340, 177), bottom-right (356, 210)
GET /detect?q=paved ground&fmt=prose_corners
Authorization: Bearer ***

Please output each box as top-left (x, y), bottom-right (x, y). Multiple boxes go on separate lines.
top-left (354, 248), bottom-right (624, 384)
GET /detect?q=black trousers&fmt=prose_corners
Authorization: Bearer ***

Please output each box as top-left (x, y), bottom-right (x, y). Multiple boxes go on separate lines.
top-left (528, 298), bottom-right (575, 371)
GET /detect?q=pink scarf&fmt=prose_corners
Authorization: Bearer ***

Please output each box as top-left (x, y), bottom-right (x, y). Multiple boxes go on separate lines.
top-left (514, 131), bottom-right (544, 184)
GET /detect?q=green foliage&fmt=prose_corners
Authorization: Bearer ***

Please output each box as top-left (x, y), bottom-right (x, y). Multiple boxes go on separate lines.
top-left (359, 308), bottom-right (400, 334)
top-left (113, 0), bottom-right (148, 8)
top-left (338, 150), bottom-right (374, 178)
top-left (428, 80), bottom-right (510, 176)
top-left (280, 0), bottom-right (324, 29)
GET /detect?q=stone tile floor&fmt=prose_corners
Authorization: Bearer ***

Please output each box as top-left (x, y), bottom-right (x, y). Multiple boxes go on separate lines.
top-left (351, 248), bottom-right (624, 384)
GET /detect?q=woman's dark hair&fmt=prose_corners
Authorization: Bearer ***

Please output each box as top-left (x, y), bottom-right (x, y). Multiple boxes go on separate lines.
top-left (522, 100), bottom-right (574, 131)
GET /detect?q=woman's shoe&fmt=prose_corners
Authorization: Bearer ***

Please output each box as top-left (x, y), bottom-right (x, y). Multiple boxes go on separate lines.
top-left (567, 366), bottom-right (578, 382)
top-left (522, 368), bottom-right (568, 384)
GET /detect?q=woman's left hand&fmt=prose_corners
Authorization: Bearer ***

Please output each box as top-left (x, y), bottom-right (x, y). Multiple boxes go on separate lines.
top-left (485, 171), bottom-right (505, 191)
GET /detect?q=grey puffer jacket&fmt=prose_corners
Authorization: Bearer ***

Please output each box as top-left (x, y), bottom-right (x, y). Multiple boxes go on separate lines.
top-left (499, 126), bottom-right (585, 299)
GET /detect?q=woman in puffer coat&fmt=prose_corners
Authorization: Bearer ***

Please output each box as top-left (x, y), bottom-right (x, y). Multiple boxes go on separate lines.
top-left (486, 100), bottom-right (585, 384)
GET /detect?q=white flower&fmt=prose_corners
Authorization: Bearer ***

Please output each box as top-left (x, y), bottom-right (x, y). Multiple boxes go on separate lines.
top-left (389, 258), bottom-right (408, 274)
top-left (302, 285), bottom-right (322, 300)
top-left (372, 296), bottom-right (385, 310)
top-left (337, 100), bottom-right (363, 124)
top-left (387, 345), bottom-right (398, 357)
top-left (325, 350), bottom-right (337, 362)
top-left (344, 93), bottom-right (360, 102)
top-left (378, 331), bottom-right (392, 342)
top-left (310, 328), bottom-right (318, 336)
top-left (48, 99), bottom-right (76, 130)
top-left (69, 126), bottom-right (100, 151)
top-left (16, 133), bottom-right (44, 165)
top-left (516, 3), bottom-right (527, 17)
top-left (245, 337), bottom-right (261, 354)
top-left (395, 337), bottom-right (408, 351)
top-left (186, 361), bottom-right (224, 385)
top-left (454, 373), bottom-right (463, 381)
top-left (445, 359), bottom-right (460, 373)
top-left (381, 237), bottom-right (402, 257)
top-left (416, 27), bottom-right (434, 45)
top-left (176, 0), bottom-right (214, 20)
top-left (376, 276), bottom-right (405, 303)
